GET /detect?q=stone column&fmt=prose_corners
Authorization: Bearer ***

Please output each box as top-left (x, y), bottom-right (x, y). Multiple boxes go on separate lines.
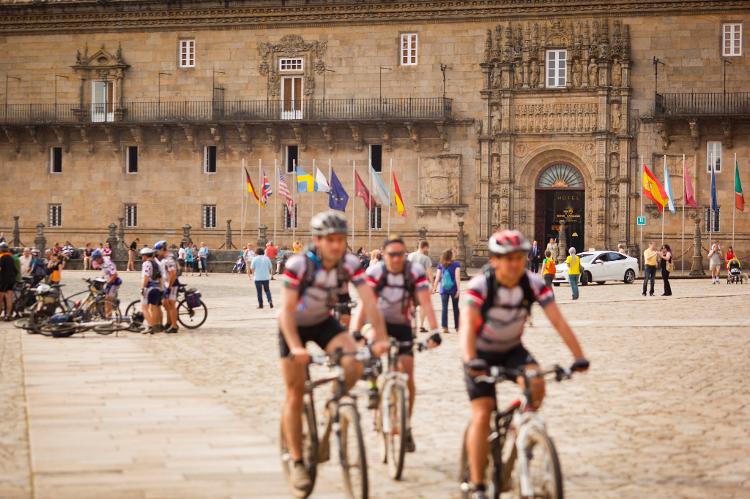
top-left (689, 217), bottom-right (705, 276)
top-left (34, 223), bottom-right (46, 254)
top-left (107, 223), bottom-right (118, 258)
top-left (457, 220), bottom-right (470, 279)
top-left (224, 219), bottom-right (234, 249)
top-left (257, 224), bottom-right (268, 248)
top-left (117, 217), bottom-right (126, 248)
top-left (418, 226), bottom-right (428, 242)
top-left (181, 224), bottom-right (192, 246)
top-left (12, 216), bottom-right (22, 247)
top-left (557, 220), bottom-right (568, 262)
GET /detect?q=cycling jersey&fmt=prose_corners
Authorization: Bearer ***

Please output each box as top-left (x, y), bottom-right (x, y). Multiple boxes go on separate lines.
top-left (100, 256), bottom-right (118, 282)
top-left (141, 260), bottom-right (160, 288)
top-left (159, 254), bottom-right (178, 288)
top-left (365, 261), bottom-right (429, 326)
top-left (465, 270), bottom-right (553, 353)
top-left (282, 252), bottom-right (365, 327)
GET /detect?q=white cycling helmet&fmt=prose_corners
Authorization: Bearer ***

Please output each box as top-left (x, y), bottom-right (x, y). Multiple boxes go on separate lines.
top-left (311, 210), bottom-right (348, 237)
top-left (139, 247), bottom-right (155, 256)
top-left (488, 230), bottom-right (531, 256)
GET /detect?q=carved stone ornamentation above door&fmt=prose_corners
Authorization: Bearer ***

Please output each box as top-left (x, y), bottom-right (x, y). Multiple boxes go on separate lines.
top-left (258, 35), bottom-right (328, 99)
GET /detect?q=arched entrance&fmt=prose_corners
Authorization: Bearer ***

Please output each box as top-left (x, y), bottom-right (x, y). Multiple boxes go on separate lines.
top-left (534, 163), bottom-right (585, 253)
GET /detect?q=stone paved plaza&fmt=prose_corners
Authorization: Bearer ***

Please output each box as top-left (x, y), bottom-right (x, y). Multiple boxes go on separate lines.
top-left (1, 270), bottom-right (749, 499)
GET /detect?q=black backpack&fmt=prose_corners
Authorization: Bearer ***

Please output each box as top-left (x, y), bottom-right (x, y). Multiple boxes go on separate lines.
top-left (297, 246), bottom-right (350, 300)
top-left (150, 259), bottom-right (162, 282)
top-left (372, 260), bottom-right (418, 312)
top-left (479, 264), bottom-right (536, 327)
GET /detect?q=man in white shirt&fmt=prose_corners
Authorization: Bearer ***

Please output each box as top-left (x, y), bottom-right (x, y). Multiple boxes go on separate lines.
top-left (19, 247), bottom-right (32, 276)
top-left (407, 240), bottom-right (433, 332)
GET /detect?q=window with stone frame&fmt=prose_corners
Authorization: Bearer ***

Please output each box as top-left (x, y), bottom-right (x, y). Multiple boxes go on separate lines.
top-left (179, 39), bottom-right (196, 68)
top-left (202, 204), bottom-right (217, 229)
top-left (284, 205), bottom-right (298, 229)
top-left (124, 204), bottom-right (137, 228)
top-left (126, 146), bottom-right (138, 174)
top-left (49, 147), bottom-right (62, 174)
top-left (546, 49), bottom-right (567, 88)
top-left (48, 204), bottom-right (62, 227)
top-left (370, 206), bottom-right (382, 230)
top-left (707, 141), bottom-right (722, 173)
top-left (203, 145), bottom-right (217, 174)
top-left (279, 58), bottom-right (303, 72)
top-left (722, 23), bottom-right (742, 57)
top-left (400, 33), bottom-right (418, 66)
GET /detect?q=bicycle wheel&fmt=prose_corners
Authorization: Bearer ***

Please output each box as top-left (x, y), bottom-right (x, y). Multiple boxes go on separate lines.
top-left (338, 403), bottom-right (368, 499)
top-left (93, 321), bottom-right (131, 335)
top-left (459, 424), bottom-right (502, 499)
top-left (124, 299), bottom-right (140, 319)
top-left (40, 322), bottom-right (78, 338)
top-left (279, 396), bottom-right (318, 498)
top-left (509, 427), bottom-right (563, 499)
top-left (382, 381), bottom-right (408, 480)
top-left (176, 299), bottom-right (207, 329)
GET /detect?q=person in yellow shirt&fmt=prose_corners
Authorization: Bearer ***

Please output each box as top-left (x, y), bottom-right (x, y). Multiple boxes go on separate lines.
top-left (565, 247), bottom-right (581, 300)
top-left (292, 240), bottom-right (303, 254)
top-left (642, 242), bottom-right (658, 296)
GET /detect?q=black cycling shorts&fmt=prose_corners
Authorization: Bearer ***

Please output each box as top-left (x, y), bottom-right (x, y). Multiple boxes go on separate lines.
top-left (465, 344), bottom-right (538, 401)
top-left (143, 287), bottom-right (163, 306)
top-left (386, 323), bottom-right (415, 356)
top-left (278, 316), bottom-right (345, 358)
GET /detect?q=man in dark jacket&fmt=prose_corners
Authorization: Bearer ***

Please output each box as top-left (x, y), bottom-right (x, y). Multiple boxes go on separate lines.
top-left (0, 242), bottom-right (18, 320)
top-left (528, 240), bottom-right (542, 273)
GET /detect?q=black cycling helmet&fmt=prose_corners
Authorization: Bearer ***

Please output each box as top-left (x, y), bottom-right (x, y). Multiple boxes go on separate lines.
top-left (311, 210), bottom-right (348, 237)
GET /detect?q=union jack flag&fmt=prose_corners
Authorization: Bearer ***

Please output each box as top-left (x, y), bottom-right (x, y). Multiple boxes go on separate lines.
top-left (278, 172), bottom-right (294, 209)
top-left (260, 171), bottom-right (273, 207)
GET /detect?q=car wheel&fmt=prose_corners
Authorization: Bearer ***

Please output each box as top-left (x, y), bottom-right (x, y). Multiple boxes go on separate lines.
top-left (580, 272), bottom-right (591, 286)
top-left (624, 269), bottom-right (636, 284)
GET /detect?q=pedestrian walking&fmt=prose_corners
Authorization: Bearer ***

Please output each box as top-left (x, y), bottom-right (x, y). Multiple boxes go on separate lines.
top-left (368, 249), bottom-right (382, 269)
top-left (177, 243), bottom-right (186, 273)
top-left (528, 240), bottom-right (542, 273)
top-left (660, 244), bottom-right (673, 296)
top-left (265, 241), bottom-right (279, 279)
top-left (408, 240), bottom-right (433, 332)
top-left (243, 244), bottom-right (256, 281)
top-left (542, 249), bottom-right (556, 290)
top-left (0, 242), bottom-right (17, 320)
top-left (19, 247), bottom-right (32, 276)
top-left (292, 240), bottom-right (303, 254)
top-left (642, 242), bottom-right (658, 296)
top-left (708, 242), bottom-right (723, 284)
top-left (434, 249), bottom-right (460, 333)
top-left (127, 238), bottom-right (139, 272)
top-left (565, 247), bottom-right (581, 300)
top-left (185, 244), bottom-right (195, 275)
top-left (546, 237), bottom-right (558, 262)
top-left (617, 243), bottom-right (628, 256)
top-left (250, 248), bottom-right (273, 309)
top-left (198, 242), bottom-right (209, 276)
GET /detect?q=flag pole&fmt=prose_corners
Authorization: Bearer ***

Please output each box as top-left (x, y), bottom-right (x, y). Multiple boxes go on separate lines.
top-left (661, 155), bottom-right (666, 246)
top-left (640, 154), bottom-right (644, 272)
top-left (273, 159), bottom-right (278, 245)
top-left (732, 153), bottom-right (737, 249)
top-left (311, 158), bottom-right (316, 225)
top-left (681, 154), bottom-right (686, 275)
top-left (240, 157), bottom-right (245, 249)
top-left (258, 158), bottom-right (262, 244)
top-left (351, 160), bottom-right (356, 252)
top-left (709, 150), bottom-right (713, 247)
top-left (387, 158), bottom-right (393, 234)
top-left (292, 159), bottom-right (297, 244)
top-left (368, 163), bottom-right (372, 251)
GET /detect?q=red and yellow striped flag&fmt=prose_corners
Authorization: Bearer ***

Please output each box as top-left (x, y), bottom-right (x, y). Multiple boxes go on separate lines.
top-left (245, 168), bottom-right (261, 206)
top-left (642, 164), bottom-right (668, 212)
top-left (392, 172), bottom-right (406, 216)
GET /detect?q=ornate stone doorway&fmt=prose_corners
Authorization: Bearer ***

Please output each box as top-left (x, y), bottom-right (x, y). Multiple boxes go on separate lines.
top-left (534, 163), bottom-right (585, 253)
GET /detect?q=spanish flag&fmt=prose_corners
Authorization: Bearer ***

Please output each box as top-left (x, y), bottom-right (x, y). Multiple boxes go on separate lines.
top-left (245, 168), bottom-right (261, 206)
top-left (642, 164), bottom-right (668, 212)
top-left (392, 171), bottom-right (406, 216)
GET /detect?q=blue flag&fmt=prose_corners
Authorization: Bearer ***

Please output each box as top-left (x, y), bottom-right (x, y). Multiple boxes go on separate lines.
top-left (328, 169), bottom-right (349, 211)
top-left (710, 161), bottom-right (719, 212)
top-left (663, 161), bottom-right (676, 214)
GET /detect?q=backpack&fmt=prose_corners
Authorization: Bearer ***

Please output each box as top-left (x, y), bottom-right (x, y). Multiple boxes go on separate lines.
top-left (544, 258), bottom-right (556, 275)
top-left (297, 246), bottom-right (349, 301)
top-left (372, 261), bottom-right (418, 312)
top-left (479, 264), bottom-right (536, 329)
top-left (441, 263), bottom-right (456, 292)
top-left (149, 259), bottom-right (162, 283)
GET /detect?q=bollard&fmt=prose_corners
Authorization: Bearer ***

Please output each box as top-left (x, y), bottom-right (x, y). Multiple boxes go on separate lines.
top-left (689, 217), bottom-right (705, 276)
top-left (117, 217), bottom-right (126, 248)
top-left (457, 220), bottom-right (470, 280)
top-left (34, 223), bottom-right (46, 254)
top-left (224, 219), bottom-right (234, 249)
top-left (181, 224), bottom-right (192, 246)
top-left (257, 224), bottom-right (268, 248)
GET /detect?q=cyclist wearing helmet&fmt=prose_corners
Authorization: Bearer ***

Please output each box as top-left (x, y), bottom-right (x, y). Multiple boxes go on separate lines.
top-left (279, 210), bottom-right (389, 493)
top-left (154, 241), bottom-right (179, 333)
top-left (92, 249), bottom-right (122, 318)
top-left (139, 247), bottom-right (163, 334)
top-left (459, 230), bottom-right (589, 499)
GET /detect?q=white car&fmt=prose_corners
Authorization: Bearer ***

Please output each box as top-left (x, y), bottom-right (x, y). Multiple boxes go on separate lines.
top-left (554, 250), bottom-right (638, 285)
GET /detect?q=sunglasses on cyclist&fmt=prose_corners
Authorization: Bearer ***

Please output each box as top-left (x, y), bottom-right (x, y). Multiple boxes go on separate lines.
top-left (385, 251), bottom-right (406, 257)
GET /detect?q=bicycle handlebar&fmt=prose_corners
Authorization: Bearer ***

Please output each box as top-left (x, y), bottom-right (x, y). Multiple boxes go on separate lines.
top-left (473, 364), bottom-right (574, 384)
top-left (389, 337), bottom-right (428, 353)
top-left (307, 346), bottom-right (372, 367)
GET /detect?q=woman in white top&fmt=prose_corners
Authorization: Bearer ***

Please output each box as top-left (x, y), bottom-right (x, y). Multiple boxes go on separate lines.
top-left (707, 242), bottom-right (723, 284)
top-left (244, 244), bottom-right (256, 281)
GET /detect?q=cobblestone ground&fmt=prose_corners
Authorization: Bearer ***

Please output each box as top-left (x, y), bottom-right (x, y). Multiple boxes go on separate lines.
top-left (1, 270), bottom-right (749, 498)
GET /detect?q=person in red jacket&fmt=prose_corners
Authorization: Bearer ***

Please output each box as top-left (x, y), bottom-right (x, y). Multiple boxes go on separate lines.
top-left (725, 246), bottom-right (735, 269)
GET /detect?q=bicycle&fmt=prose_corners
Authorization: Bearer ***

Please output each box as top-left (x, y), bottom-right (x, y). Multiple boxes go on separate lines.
top-left (367, 337), bottom-right (429, 480)
top-left (39, 312), bottom-right (143, 337)
top-left (458, 364), bottom-right (578, 499)
top-left (279, 347), bottom-right (372, 499)
top-left (124, 283), bottom-right (207, 329)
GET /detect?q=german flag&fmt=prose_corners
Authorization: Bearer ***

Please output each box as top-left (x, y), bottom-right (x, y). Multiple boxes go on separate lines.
top-left (245, 168), bottom-right (261, 206)
top-left (642, 164), bottom-right (668, 212)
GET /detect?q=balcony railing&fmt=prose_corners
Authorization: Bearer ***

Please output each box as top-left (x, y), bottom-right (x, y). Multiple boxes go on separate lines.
top-left (655, 92), bottom-right (750, 118)
top-left (0, 98), bottom-right (453, 125)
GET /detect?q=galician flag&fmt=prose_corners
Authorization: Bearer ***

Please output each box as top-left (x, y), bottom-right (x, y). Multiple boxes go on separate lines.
top-left (370, 165), bottom-right (391, 206)
top-left (315, 167), bottom-right (330, 193)
top-left (642, 164), bottom-right (668, 212)
top-left (663, 160), bottom-right (676, 214)
top-left (735, 158), bottom-right (745, 212)
top-left (392, 171), bottom-right (406, 216)
top-left (296, 166), bottom-right (316, 193)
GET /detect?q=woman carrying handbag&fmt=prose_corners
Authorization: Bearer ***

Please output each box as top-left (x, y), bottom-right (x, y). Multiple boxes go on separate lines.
top-left (660, 244), bottom-right (673, 296)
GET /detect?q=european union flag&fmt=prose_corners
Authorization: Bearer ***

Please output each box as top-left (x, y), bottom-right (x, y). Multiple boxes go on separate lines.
top-left (328, 169), bottom-right (349, 211)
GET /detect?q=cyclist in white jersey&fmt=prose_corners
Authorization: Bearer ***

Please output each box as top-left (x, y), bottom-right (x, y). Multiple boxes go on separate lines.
top-left (155, 241), bottom-right (179, 334)
top-left (92, 248), bottom-right (121, 318)
top-left (279, 211), bottom-right (389, 493)
top-left (459, 230), bottom-right (589, 499)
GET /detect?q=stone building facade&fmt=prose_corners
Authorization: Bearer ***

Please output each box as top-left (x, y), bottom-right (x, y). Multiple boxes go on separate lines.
top-left (0, 0), bottom-right (748, 266)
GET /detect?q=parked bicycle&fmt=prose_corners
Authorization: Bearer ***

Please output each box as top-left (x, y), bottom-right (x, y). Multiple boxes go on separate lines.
top-left (366, 337), bottom-right (429, 480)
top-left (39, 311), bottom-right (144, 337)
top-left (11, 276), bottom-right (39, 318)
top-left (280, 347), bottom-right (372, 499)
top-left (459, 364), bottom-right (578, 499)
top-left (124, 283), bottom-right (206, 329)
